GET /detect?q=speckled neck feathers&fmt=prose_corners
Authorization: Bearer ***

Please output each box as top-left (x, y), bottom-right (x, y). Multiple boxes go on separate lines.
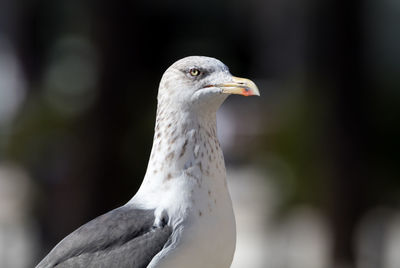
top-left (145, 101), bottom-right (225, 188)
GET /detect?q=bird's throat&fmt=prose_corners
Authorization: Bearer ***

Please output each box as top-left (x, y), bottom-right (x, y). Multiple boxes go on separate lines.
top-left (143, 108), bottom-right (226, 189)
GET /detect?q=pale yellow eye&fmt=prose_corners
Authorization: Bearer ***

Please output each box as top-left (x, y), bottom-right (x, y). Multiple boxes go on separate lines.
top-left (189, 68), bottom-right (200, 76)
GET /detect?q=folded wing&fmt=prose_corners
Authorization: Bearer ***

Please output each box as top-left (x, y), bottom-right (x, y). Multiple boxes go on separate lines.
top-left (36, 205), bottom-right (172, 268)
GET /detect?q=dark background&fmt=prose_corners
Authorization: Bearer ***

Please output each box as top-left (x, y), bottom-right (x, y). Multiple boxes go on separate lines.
top-left (0, 0), bottom-right (399, 267)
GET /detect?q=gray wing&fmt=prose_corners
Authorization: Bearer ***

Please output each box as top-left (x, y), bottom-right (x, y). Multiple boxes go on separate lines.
top-left (36, 205), bottom-right (172, 268)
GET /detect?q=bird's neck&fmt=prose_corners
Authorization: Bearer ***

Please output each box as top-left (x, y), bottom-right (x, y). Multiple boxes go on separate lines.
top-left (138, 106), bottom-right (226, 194)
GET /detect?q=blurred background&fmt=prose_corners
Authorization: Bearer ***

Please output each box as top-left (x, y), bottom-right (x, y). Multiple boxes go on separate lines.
top-left (0, 0), bottom-right (399, 267)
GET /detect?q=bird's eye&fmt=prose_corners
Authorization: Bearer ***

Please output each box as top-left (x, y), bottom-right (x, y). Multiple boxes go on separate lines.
top-left (189, 68), bottom-right (201, 77)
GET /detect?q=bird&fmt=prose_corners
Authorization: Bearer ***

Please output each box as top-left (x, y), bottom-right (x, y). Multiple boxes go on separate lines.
top-left (36, 56), bottom-right (260, 268)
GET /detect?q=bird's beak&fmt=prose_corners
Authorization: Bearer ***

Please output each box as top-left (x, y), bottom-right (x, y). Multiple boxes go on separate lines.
top-left (215, 76), bottom-right (260, 96)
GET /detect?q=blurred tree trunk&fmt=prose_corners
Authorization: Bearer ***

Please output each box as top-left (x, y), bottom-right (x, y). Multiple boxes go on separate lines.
top-left (312, 0), bottom-right (371, 266)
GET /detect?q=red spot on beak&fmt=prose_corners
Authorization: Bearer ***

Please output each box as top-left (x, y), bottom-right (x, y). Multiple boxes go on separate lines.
top-left (241, 88), bottom-right (252, 96)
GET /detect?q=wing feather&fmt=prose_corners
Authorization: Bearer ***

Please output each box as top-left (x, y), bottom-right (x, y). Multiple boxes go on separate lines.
top-left (36, 205), bottom-right (172, 268)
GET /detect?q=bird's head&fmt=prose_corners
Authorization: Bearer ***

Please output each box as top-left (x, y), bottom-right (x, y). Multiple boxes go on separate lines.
top-left (158, 56), bottom-right (259, 114)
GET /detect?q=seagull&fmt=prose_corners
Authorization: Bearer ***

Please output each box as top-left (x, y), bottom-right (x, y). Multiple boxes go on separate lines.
top-left (36, 56), bottom-right (260, 268)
